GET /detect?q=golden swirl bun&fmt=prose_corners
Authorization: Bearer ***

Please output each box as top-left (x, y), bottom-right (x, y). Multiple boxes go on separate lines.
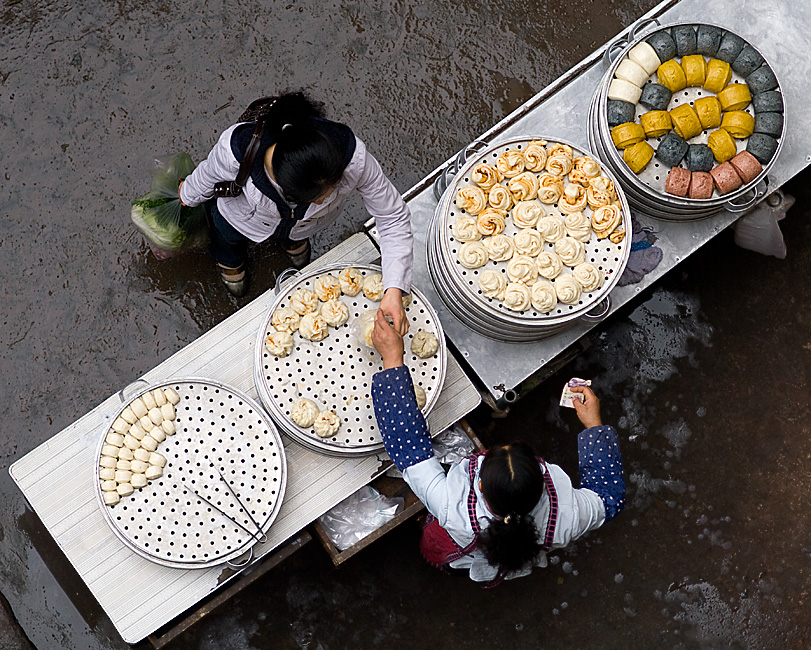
top-left (623, 141), bottom-right (655, 174)
top-left (554, 236), bottom-right (586, 267)
top-left (482, 234), bottom-right (515, 262)
top-left (457, 241), bottom-right (490, 269)
top-left (670, 104), bottom-right (703, 140)
top-left (502, 282), bottom-right (531, 312)
top-left (508, 172), bottom-right (540, 201)
top-left (513, 229), bottom-right (543, 256)
top-left (455, 185), bottom-right (487, 215)
top-left (530, 279), bottom-right (558, 313)
top-left (587, 176), bottom-right (617, 210)
top-left (640, 110), bottom-right (672, 138)
top-left (546, 153), bottom-right (574, 177)
top-left (720, 111), bottom-right (755, 139)
top-left (563, 211), bottom-right (592, 243)
top-left (536, 173), bottom-right (564, 204)
top-left (496, 149), bottom-right (526, 178)
top-left (707, 128), bottom-right (737, 162)
top-left (479, 269), bottom-right (507, 300)
top-left (536, 251), bottom-right (563, 279)
top-left (537, 215), bottom-right (566, 243)
top-left (681, 54), bottom-right (707, 87)
top-left (476, 208), bottom-right (507, 236)
top-left (506, 254), bottom-right (539, 284)
top-left (558, 183), bottom-right (588, 214)
top-left (452, 215), bottom-right (482, 242)
top-left (554, 274), bottom-right (582, 305)
top-left (657, 59), bottom-right (687, 92)
top-left (694, 96), bottom-right (722, 129)
top-left (522, 140), bottom-right (548, 172)
top-left (717, 83), bottom-right (752, 112)
top-left (591, 204), bottom-right (623, 239)
top-left (611, 122), bottom-right (646, 149)
top-left (471, 163), bottom-right (503, 190)
top-left (703, 59), bottom-right (732, 94)
top-left (488, 185), bottom-right (514, 211)
top-left (572, 262), bottom-right (605, 293)
top-left (512, 200), bottom-right (545, 229)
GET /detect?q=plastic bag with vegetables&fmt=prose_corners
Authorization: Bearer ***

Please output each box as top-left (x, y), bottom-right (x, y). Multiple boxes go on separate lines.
top-left (131, 153), bottom-right (209, 259)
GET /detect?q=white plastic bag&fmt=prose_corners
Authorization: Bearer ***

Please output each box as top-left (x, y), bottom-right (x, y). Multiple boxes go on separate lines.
top-left (432, 424), bottom-right (475, 465)
top-left (318, 486), bottom-right (403, 551)
top-left (733, 190), bottom-right (794, 259)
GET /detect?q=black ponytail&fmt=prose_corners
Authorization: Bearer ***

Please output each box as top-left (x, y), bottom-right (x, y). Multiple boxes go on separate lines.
top-left (477, 442), bottom-right (545, 573)
top-left (250, 91), bottom-right (347, 204)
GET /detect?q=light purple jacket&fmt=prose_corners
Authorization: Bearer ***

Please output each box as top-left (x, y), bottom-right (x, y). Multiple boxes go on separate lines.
top-left (180, 123), bottom-right (414, 292)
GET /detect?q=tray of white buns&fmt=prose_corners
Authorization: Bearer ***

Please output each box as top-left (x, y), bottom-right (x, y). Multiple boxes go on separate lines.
top-left (94, 378), bottom-right (287, 569)
top-left (254, 263), bottom-right (447, 457)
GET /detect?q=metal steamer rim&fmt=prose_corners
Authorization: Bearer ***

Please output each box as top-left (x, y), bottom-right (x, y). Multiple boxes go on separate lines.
top-left (94, 378), bottom-right (288, 570)
top-left (254, 263), bottom-right (447, 457)
top-left (599, 21), bottom-right (785, 206)
top-left (438, 136), bottom-right (632, 325)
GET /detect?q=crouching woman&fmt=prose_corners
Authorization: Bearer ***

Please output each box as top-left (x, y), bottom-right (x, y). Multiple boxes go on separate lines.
top-left (369, 311), bottom-right (625, 583)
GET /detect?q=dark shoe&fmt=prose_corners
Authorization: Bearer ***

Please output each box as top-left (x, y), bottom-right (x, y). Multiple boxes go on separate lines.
top-left (218, 264), bottom-right (249, 297)
top-left (284, 240), bottom-right (311, 269)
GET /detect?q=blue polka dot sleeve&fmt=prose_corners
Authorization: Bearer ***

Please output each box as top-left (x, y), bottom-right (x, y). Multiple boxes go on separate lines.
top-left (578, 425), bottom-right (625, 521)
top-left (371, 365), bottom-right (434, 471)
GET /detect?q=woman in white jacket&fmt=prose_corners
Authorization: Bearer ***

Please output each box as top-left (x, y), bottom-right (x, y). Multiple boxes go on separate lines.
top-left (369, 311), bottom-right (625, 582)
top-left (180, 92), bottom-right (412, 330)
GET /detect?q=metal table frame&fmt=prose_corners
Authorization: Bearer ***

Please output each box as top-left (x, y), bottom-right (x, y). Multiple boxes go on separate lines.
top-left (374, 0), bottom-right (810, 401)
top-left (9, 233), bottom-right (481, 644)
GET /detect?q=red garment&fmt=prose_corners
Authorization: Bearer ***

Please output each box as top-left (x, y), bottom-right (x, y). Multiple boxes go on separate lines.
top-left (418, 515), bottom-right (462, 568)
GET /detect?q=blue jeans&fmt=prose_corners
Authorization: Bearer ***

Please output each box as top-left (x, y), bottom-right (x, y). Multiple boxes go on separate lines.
top-left (207, 200), bottom-right (298, 268)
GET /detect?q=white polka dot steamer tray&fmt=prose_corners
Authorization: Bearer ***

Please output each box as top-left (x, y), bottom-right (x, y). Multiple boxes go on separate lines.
top-left (93, 378), bottom-right (287, 570)
top-left (434, 136), bottom-right (632, 332)
top-left (254, 263), bottom-right (447, 458)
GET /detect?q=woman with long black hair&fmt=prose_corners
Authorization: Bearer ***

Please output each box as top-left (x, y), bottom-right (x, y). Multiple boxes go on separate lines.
top-left (369, 311), bottom-right (625, 582)
top-left (179, 91), bottom-right (412, 331)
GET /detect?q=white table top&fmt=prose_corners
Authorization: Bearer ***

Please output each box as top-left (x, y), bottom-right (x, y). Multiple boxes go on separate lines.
top-left (9, 233), bottom-right (481, 643)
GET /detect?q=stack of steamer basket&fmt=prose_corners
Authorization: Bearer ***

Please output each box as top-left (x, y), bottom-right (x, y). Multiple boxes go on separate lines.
top-left (588, 22), bottom-right (785, 221)
top-left (428, 137), bottom-right (632, 343)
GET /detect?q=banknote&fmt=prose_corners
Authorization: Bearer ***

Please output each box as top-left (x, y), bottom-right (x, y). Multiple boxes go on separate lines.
top-left (560, 377), bottom-right (592, 408)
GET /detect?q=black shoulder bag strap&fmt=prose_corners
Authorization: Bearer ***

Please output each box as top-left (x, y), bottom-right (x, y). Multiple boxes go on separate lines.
top-left (212, 119), bottom-right (267, 199)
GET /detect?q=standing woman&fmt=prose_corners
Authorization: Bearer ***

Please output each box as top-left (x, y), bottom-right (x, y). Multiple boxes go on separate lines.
top-left (179, 92), bottom-right (412, 330)
top-left (369, 312), bottom-right (625, 582)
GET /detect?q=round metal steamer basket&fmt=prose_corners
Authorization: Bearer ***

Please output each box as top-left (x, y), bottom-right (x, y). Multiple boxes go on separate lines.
top-left (94, 379), bottom-right (287, 570)
top-left (589, 21), bottom-right (785, 221)
top-left (254, 264), bottom-right (447, 457)
top-left (429, 136), bottom-right (632, 343)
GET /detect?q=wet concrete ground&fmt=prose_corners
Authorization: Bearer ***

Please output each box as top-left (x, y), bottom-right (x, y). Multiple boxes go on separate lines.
top-left (2, 0), bottom-right (810, 648)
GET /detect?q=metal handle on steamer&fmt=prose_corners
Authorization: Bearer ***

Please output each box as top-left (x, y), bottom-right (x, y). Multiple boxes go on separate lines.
top-left (630, 17), bottom-right (660, 39)
top-left (274, 267), bottom-right (299, 295)
top-left (118, 378), bottom-right (149, 404)
top-left (580, 296), bottom-right (612, 323)
top-left (226, 546), bottom-right (254, 570)
top-left (724, 177), bottom-right (770, 214)
top-left (432, 139), bottom-right (490, 201)
top-left (602, 17), bottom-right (660, 68)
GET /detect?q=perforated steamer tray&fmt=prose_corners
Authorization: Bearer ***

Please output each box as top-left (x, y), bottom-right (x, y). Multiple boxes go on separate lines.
top-left (254, 263), bottom-right (447, 457)
top-left (437, 136), bottom-right (632, 325)
top-left (94, 379), bottom-right (287, 570)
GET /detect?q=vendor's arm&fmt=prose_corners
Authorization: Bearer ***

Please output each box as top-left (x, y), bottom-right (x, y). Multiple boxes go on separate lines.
top-left (355, 146), bottom-right (413, 297)
top-left (178, 125), bottom-right (241, 207)
top-left (571, 386), bottom-right (626, 521)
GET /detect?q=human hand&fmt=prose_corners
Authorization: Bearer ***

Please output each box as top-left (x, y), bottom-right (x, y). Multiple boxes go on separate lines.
top-left (571, 386), bottom-right (602, 429)
top-left (371, 310), bottom-right (405, 370)
top-left (178, 179), bottom-right (187, 206)
top-left (379, 288), bottom-right (409, 336)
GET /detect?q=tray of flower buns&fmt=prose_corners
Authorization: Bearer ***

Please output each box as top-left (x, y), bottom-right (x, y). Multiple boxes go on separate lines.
top-left (254, 263), bottom-right (446, 457)
top-left (94, 379), bottom-right (287, 569)
top-left (602, 22), bottom-right (784, 202)
top-left (432, 136), bottom-right (632, 335)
